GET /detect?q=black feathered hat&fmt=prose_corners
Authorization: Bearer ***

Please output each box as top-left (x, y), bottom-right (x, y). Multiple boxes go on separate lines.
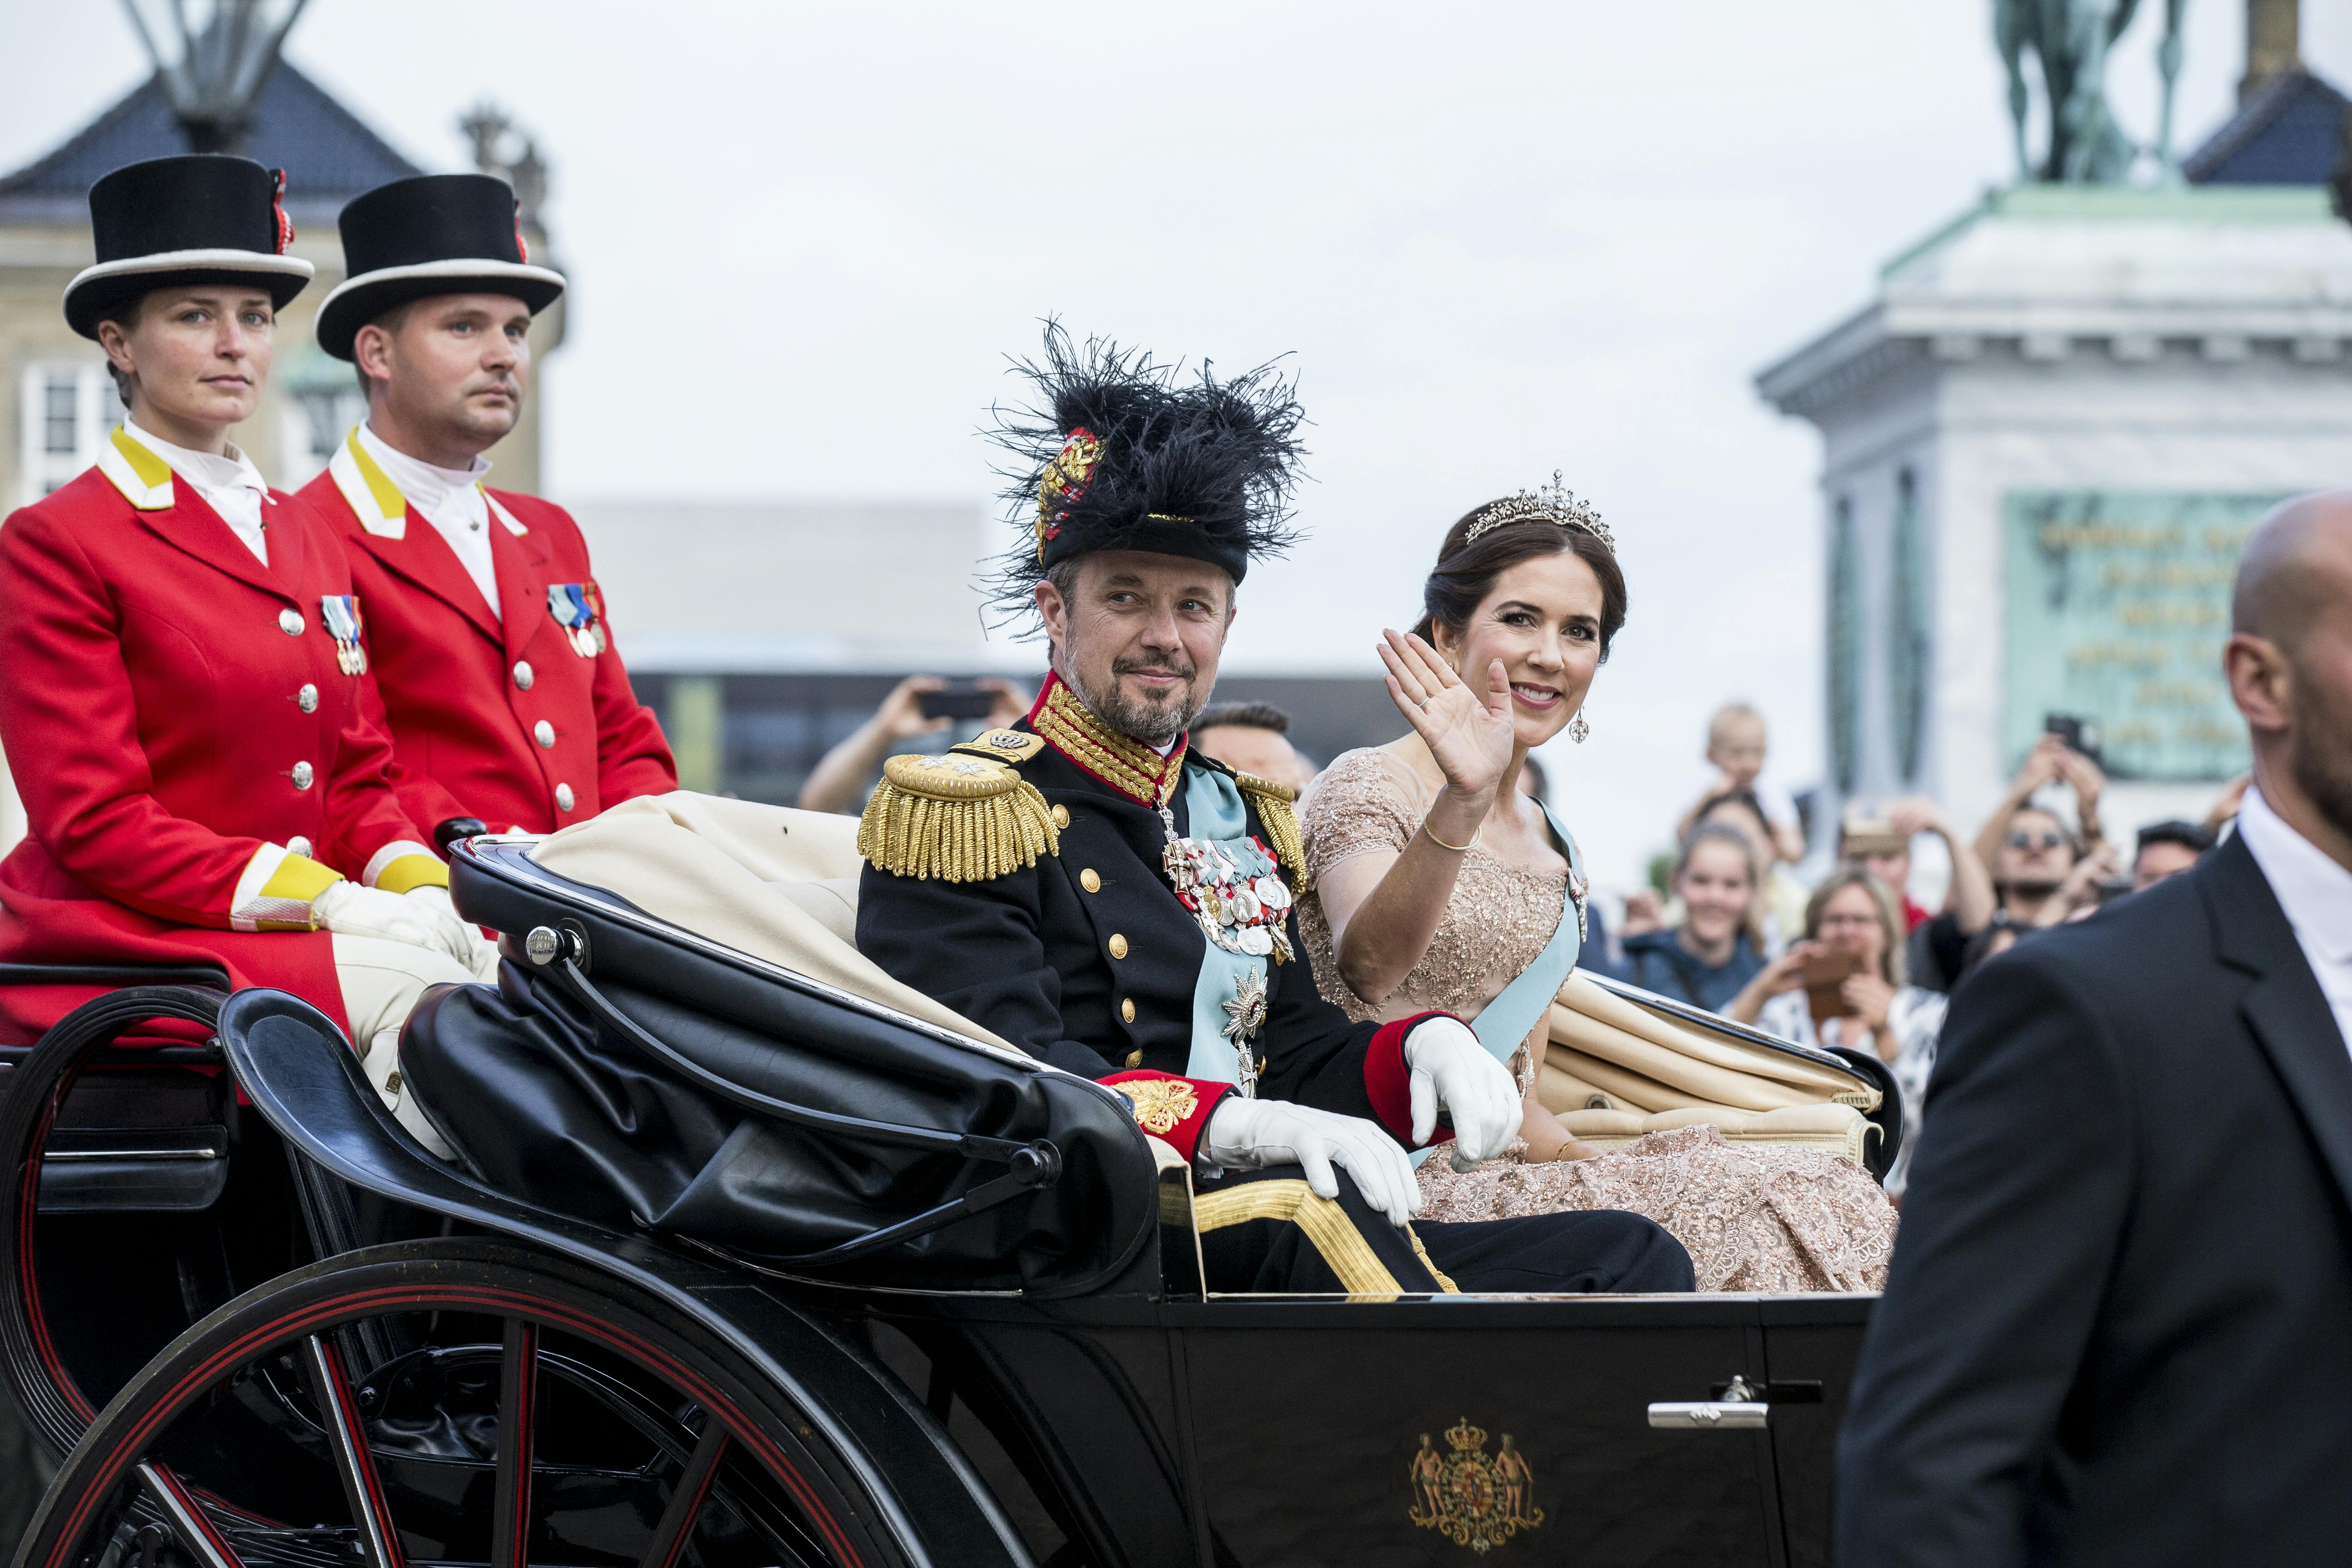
top-left (987, 324), bottom-right (1307, 621)
top-left (64, 156), bottom-right (314, 339)
top-left (315, 174), bottom-right (565, 361)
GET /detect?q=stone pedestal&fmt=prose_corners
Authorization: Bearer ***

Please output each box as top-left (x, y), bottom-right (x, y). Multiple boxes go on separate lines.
top-left (1758, 184), bottom-right (2352, 844)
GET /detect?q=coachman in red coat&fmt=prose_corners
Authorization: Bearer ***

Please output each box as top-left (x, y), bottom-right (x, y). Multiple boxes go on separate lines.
top-left (297, 174), bottom-right (674, 842)
top-left (0, 156), bottom-right (469, 1045)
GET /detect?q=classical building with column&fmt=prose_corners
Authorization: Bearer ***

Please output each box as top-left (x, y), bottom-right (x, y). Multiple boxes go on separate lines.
top-left (1758, 24), bottom-right (2352, 844)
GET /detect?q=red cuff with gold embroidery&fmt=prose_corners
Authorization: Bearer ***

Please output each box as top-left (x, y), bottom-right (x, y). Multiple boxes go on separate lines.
top-left (1362, 1012), bottom-right (1459, 1146)
top-left (1100, 1071), bottom-right (1234, 1165)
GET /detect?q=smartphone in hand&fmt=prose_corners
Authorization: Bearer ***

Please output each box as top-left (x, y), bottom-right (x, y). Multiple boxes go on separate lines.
top-left (917, 686), bottom-right (998, 721)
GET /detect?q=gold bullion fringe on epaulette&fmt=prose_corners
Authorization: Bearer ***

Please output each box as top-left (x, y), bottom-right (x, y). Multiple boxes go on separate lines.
top-left (1234, 772), bottom-right (1307, 886)
top-left (858, 755), bottom-right (1060, 883)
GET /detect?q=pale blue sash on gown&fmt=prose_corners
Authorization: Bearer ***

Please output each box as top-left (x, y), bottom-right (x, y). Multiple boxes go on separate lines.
top-left (1410, 798), bottom-right (1584, 1166)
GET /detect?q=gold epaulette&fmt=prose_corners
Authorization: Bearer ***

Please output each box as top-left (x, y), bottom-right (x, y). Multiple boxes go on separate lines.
top-left (858, 752), bottom-right (1059, 883)
top-left (952, 727), bottom-right (1045, 764)
top-left (1234, 772), bottom-right (1307, 886)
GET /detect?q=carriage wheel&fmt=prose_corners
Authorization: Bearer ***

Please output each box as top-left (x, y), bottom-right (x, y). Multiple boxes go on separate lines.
top-left (21, 1240), bottom-right (907, 1568)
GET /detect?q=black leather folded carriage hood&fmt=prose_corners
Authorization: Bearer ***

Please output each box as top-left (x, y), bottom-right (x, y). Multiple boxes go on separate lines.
top-left (401, 847), bottom-right (1157, 1296)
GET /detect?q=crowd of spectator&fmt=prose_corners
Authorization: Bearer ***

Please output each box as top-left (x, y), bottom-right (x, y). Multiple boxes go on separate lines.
top-left (1584, 701), bottom-right (2250, 1196)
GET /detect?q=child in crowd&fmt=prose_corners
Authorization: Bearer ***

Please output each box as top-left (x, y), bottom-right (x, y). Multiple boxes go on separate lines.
top-left (1678, 703), bottom-right (1806, 866)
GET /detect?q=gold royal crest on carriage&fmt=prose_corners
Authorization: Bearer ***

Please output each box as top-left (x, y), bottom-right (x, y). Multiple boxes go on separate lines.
top-left (1408, 1420), bottom-right (1544, 1554)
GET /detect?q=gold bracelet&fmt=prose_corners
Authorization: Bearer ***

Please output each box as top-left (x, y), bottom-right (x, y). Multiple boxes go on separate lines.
top-left (1421, 818), bottom-right (1482, 853)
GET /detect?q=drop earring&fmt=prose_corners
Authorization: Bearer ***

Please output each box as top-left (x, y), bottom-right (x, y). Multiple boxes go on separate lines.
top-left (1569, 711), bottom-right (1590, 744)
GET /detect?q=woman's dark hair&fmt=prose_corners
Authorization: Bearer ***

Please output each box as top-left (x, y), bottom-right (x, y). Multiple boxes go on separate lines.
top-left (1411, 502), bottom-right (1627, 660)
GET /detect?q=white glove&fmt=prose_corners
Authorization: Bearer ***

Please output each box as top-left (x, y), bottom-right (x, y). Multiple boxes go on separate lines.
top-left (402, 883), bottom-right (501, 981)
top-left (313, 880), bottom-right (478, 969)
top-left (1202, 1096), bottom-right (1422, 1228)
top-left (1405, 1015), bottom-right (1523, 1170)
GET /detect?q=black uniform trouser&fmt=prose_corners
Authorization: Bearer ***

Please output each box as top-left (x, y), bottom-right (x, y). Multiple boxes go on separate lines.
top-left (1193, 1165), bottom-right (1693, 1296)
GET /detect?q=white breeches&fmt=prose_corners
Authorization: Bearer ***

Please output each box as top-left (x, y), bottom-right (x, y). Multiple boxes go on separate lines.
top-left (333, 932), bottom-right (486, 1160)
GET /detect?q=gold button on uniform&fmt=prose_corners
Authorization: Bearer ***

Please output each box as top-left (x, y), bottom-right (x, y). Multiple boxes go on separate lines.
top-left (1120, 998), bottom-right (1136, 1024)
top-left (1108, 933), bottom-right (1128, 959)
top-left (1124, 1049), bottom-right (1143, 1068)
top-left (1051, 804), bottom-right (1071, 829)
top-left (1080, 868), bottom-right (1101, 893)
top-left (296, 683), bottom-right (318, 714)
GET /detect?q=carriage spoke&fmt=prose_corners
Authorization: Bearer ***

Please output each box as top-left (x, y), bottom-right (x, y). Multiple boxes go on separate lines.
top-left (136, 1463), bottom-right (245, 1568)
top-left (638, 1424), bottom-right (729, 1568)
top-left (491, 1318), bottom-right (538, 1568)
top-left (299, 1333), bottom-right (406, 1568)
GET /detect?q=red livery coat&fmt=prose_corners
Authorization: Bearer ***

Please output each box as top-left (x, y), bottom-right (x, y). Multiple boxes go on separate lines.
top-left (0, 442), bottom-right (432, 1044)
top-left (299, 433), bottom-right (675, 839)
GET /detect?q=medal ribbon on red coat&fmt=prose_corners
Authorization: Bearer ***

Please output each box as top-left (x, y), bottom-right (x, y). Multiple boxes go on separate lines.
top-left (546, 583), bottom-right (605, 657)
top-left (318, 594), bottom-right (366, 676)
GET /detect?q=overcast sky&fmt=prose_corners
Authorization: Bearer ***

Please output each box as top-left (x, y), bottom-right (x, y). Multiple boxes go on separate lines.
top-left (5, 1), bottom-right (2348, 886)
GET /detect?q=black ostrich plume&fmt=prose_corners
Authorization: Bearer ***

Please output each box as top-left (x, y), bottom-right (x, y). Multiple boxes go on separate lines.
top-left (983, 322), bottom-right (1308, 626)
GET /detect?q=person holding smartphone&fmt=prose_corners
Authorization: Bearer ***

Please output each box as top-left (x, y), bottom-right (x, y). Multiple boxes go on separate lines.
top-left (1725, 868), bottom-right (1946, 1195)
top-left (796, 675), bottom-right (1031, 815)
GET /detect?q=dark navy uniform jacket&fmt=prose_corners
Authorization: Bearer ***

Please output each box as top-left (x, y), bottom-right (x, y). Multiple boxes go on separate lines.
top-left (855, 707), bottom-right (1428, 1163)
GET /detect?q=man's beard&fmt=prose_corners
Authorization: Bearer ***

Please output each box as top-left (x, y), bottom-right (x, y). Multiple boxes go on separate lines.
top-left (2289, 654), bottom-right (2352, 841)
top-left (1063, 656), bottom-right (1205, 749)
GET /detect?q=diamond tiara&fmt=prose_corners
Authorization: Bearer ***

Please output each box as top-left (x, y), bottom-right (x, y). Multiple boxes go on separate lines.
top-left (1463, 471), bottom-right (1614, 554)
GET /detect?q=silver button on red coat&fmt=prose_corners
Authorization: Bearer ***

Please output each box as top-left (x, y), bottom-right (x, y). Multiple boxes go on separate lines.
top-left (512, 660), bottom-right (534, 691)
top-left (278, 608), bottom-right (304, 636)
top-left (533, 720), bottom-right (556, 748)
top-left (554, 783), bottom-right (575, 813)
top-left (286, 836), bottom-right (313, 860)
top-left (291, 761), bottom-right (314, 790)
top-left (297, 683), bottom-right (318, 714)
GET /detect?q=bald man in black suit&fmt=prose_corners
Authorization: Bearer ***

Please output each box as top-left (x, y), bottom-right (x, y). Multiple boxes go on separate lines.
top-left (1837, 490), bottom-right (2352, 1566)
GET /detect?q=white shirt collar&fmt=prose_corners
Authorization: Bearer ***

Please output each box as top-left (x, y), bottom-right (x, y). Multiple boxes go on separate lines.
top-left (355, 421), bottom-right (490, 517)
top-left (121, 418), bottom-right (268, 501)
top-left (121, 418), bottom-right (271, 565)
top-left (2237, 784), bottom-right (2352, 966)
top-left (354, 421), bottom-right (501, 617)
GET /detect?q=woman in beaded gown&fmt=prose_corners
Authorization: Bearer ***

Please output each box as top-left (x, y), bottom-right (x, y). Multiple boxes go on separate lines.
top-left (1297, 483), bottom-right (1895, 1292)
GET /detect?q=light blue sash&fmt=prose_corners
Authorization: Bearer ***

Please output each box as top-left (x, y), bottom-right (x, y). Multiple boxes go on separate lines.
top-left (1410, 799), bottom-right (1583, 1167)
top-left (1180, 768), bottom-right (1276, 1085)
top-left (1467, 799), bottom-right (1584, 1065)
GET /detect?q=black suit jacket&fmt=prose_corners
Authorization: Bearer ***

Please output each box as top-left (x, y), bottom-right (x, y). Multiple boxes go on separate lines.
top-left (1838, 833), bottom-right (2352, 1565)
top-left (855, 728), bottom-right (1393, 1127)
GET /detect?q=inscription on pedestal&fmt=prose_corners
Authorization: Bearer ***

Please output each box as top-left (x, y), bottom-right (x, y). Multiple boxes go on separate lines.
top-left (2003, 491), bottom-right (2277, 781)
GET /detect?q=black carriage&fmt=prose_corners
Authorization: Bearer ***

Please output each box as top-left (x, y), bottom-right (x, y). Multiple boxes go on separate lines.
top-left (0, 837), bottom-right (1893, 1568)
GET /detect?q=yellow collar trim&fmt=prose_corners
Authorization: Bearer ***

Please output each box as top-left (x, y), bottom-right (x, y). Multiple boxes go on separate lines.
top-left (1029, 674), bottom-right (1187, 808)
top-left (97, 426), bottom-right (176, 510)
top-left (329, 427), bottom-right (409, 538)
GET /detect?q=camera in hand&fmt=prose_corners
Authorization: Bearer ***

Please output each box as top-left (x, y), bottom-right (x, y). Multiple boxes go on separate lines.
top-left (918, 686), bottom-right (999, 721)
top-left (1803, 949), bottom-right (1864, 1029)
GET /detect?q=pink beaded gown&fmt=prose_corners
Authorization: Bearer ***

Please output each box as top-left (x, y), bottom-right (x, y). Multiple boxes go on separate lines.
top-left (1296, 748), bottom-right (1895, 1292)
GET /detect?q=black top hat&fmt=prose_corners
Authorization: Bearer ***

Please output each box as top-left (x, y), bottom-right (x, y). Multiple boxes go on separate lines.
top-left (63, 156), bottom-right (315, 339)
top-left (315, 174), bottom-right (566, 361)
top-left (985, 324), bottom-right (1307, 621)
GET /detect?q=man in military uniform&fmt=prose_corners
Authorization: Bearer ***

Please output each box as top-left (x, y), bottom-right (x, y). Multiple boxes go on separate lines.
top-left (299, 174), bottom-right (675, 849)
top-left (857, 330), bottom-right (1691, 1295)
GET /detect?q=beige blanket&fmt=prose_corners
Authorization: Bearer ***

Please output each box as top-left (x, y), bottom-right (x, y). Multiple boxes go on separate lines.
top-left (527, 792), bottom-right (1011, 1049)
